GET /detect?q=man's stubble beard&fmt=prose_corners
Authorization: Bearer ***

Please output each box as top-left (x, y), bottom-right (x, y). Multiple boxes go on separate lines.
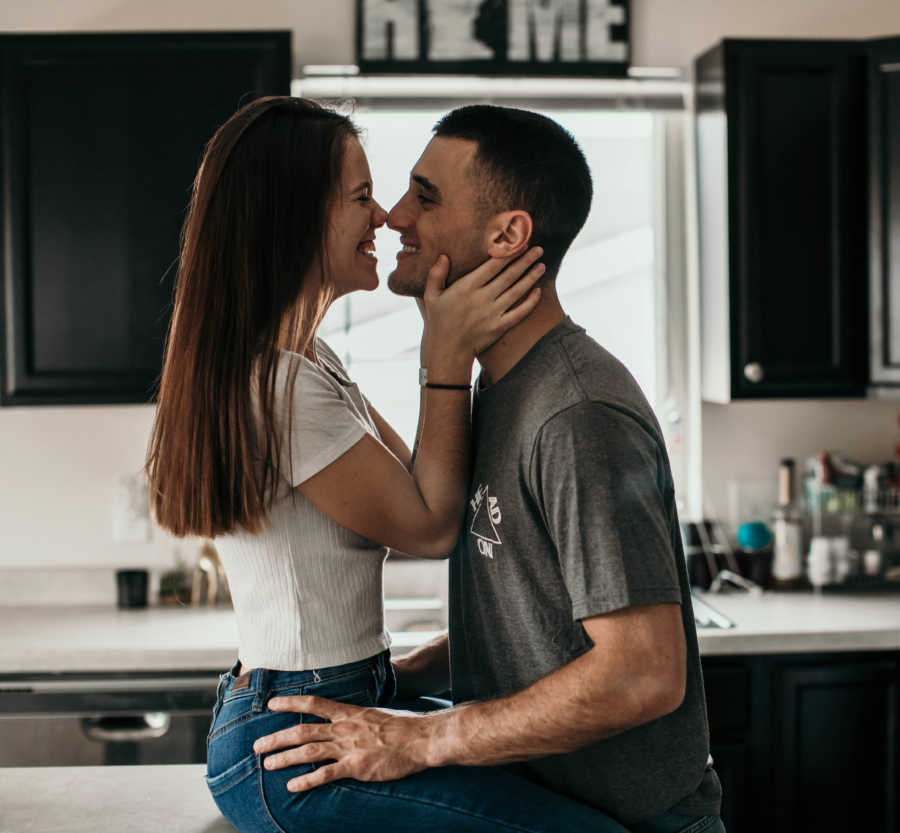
top-left (387, 259), bottom-right (470, 299)
top-left (387, 265), bottom-right (428, 299)
top-left (387, 233), bottom-right (489, 299)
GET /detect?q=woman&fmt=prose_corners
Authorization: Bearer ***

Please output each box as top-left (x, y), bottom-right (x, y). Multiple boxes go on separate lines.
top-left (146, 97), bottom-right (624, 833)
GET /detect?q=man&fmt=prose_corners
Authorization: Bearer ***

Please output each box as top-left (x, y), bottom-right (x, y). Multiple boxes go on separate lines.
top-left (253, 105), bottom-right (724, 832)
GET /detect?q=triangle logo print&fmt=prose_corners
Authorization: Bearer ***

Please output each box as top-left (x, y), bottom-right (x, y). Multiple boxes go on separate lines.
top-left (470, 484), bottom-right (502, 559)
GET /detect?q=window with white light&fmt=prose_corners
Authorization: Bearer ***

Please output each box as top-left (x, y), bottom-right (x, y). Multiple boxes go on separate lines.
top-left (320, 106), bottom-right (667, 454)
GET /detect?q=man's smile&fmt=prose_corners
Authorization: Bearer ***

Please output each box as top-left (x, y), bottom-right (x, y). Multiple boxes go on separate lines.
top-left (397, 237), bottom-right (421, 259)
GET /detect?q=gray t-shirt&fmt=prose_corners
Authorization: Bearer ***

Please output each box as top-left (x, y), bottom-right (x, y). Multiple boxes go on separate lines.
top-left (448, 318), bottom-right (722, 826)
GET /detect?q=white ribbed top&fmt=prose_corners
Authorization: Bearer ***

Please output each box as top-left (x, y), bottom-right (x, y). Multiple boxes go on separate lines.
top-left (214, 341), bottom-right (390, 671)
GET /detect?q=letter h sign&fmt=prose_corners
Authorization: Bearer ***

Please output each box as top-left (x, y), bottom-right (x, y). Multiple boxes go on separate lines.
top-left (357, 0), bottom-right (629, 76)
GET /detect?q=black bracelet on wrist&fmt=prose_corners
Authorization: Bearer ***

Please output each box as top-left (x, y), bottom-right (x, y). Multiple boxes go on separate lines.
top-left (424, 382), bottom-right (471, 390)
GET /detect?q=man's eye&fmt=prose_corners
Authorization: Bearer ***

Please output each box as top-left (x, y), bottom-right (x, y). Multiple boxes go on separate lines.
top-left (417, 194), bottom-right (432, 205)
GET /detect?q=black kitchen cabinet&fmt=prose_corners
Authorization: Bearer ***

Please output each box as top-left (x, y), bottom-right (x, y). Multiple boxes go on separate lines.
top-left (695, 40), bottom-right (868, 401)
top-left (703, 652), bottom-right (900, 833)
top-left (0, 32), bottom-right (290, 405)
top-left (868, 38), bottom-right (900, 387)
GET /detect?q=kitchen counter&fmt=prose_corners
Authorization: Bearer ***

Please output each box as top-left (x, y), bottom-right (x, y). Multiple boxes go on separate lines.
top-left (694, 589), bottom-right (900, 654)
top-left (3, 592), bottom-right (900, 675)
top-left (0, 605), bottom-right (442, 674)
top-left (0, 764), bottom-right (232, 833)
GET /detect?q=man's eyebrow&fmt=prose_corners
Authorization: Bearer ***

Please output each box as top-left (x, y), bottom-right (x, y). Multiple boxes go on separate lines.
top-left (412, 174), bottom-right (441, 199)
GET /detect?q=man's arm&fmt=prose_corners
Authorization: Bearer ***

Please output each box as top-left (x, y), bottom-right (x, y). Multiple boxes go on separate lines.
top-left (392, 632), bottom-right (450, 698)
top-left (425, 602), bottom-right (685, 766)
top-left (254, 601), bottom-right (685, 790)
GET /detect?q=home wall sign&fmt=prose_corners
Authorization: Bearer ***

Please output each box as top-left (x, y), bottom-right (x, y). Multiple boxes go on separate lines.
top-left (357, 0), bottom-right (629, 76)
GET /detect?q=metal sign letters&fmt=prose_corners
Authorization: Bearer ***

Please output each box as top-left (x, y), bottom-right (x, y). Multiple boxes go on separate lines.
top-left (357, 0), bottom-right (629, 76)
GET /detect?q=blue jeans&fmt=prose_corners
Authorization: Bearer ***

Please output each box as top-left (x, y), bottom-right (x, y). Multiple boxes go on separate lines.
top-left (205, 651), bottom-right (724, 833)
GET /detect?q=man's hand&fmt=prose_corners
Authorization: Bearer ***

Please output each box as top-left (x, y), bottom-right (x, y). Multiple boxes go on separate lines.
top-left (252, 696), bottom-right (435, 792)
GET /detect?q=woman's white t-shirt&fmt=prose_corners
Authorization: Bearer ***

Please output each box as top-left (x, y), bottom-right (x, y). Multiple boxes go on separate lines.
top-left (214, 340), bottom-right (390, 671)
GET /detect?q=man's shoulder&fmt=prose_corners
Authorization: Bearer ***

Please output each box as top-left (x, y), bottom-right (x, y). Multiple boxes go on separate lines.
top-left (535, 321), bottom-right (663, 445)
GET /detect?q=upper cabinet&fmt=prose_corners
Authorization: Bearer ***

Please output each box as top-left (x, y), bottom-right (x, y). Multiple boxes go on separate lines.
top-left (868, 37), bottom-right (900, 388)
top-left (0, 32), bottom-right (290, 406)
top-left (696, 40), bottom-right (869, 401)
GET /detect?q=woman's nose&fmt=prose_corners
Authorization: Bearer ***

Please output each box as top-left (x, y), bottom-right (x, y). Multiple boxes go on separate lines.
top-left (371, 200), bottom-right (388, 229)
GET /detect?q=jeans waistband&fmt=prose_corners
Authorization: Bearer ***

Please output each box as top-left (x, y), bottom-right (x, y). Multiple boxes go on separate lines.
top-left (218, 649), bottom-right (391, 711)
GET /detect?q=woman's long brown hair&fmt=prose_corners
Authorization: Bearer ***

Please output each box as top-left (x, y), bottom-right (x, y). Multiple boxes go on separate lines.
top-left (145, 97), bottom-right (359, 537)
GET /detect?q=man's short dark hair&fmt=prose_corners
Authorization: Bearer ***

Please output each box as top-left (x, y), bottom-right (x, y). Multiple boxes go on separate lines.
top-left (434, 105), bottom-right (592, 275)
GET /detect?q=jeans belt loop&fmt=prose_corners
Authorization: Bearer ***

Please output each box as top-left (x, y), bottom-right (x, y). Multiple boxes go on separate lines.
top-left (251, 668), bottom-right (268, 713)
top-left (212, 673), bottom-right (227, 722)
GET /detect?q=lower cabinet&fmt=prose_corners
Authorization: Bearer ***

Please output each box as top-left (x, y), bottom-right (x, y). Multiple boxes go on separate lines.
top-left (704, 652), bottom-right (900, 833)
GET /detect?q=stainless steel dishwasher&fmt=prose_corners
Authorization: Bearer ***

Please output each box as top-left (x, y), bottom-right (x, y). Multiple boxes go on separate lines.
top-left (0, 670), bottom-right (219, 766)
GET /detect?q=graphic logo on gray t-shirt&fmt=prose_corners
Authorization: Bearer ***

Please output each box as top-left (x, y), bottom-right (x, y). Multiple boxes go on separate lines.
top-left (469, 483), bottom-right (502, 559)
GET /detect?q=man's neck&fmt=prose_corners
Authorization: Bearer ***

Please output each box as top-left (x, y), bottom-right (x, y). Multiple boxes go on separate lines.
top-left (476, 285), bottom-right (566, 386)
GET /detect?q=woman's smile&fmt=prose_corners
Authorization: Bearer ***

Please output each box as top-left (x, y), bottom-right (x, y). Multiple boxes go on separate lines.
top-left (357, 238), bottom-right (377, 260)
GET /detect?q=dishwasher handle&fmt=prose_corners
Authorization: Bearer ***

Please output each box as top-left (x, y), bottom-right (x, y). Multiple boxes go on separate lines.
top-left (80, 713), bottom-right (171, 742)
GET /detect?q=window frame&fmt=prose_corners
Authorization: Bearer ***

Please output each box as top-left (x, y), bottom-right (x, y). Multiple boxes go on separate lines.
top-left (297, 75), bottom-right (700, 517)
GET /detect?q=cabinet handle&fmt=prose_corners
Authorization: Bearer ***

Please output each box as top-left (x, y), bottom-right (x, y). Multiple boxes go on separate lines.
top-left (744, 362), bottom-right (765, 383)
top-left (80, 713), bottom-right (171, 742)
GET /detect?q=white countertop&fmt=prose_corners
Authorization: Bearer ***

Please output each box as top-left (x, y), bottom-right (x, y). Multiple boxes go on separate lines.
top-left (0, 605), bottom-right (441, 674)
top-left (694, 590), bottom-right (900, 655)
top-left (2, 592), bottom-right (900, 675)
top-left (0, 765), bottom-right (232, 833)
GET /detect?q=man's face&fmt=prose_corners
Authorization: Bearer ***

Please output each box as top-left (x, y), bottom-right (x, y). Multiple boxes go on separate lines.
top-left (386, 137), bottom-right (489, 297)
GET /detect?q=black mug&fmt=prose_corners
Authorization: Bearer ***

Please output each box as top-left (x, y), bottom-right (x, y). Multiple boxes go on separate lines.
top-left (116, 569), bottom-right (149, 609)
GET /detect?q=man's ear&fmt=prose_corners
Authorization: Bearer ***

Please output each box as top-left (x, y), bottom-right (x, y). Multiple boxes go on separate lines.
top-left (485, 210), bottom-right (533, 258)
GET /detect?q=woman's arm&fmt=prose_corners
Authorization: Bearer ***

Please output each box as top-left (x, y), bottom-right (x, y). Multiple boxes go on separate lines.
top-left (364, 398), bottom-right (412, 470)
top-left (364, 398), bottom-right (434, 559)
top-left (297, 249), bottom-right (543, 558)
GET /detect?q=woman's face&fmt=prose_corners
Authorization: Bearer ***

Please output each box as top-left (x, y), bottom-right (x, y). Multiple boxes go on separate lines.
top-left (322, 137), bottom-right (387, 298)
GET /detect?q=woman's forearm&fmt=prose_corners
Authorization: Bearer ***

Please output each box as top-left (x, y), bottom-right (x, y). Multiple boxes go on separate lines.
top-left (406, 350), bottom-right (473, 550)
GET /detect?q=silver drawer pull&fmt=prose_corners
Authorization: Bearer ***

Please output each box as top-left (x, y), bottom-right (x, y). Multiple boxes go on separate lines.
top-left (743, 362), bottom-right (765, 383)
top-left (80, 713), bottom-right (171, 742)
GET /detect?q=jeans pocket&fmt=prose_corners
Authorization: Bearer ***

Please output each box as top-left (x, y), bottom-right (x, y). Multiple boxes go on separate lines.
top-left (206, 752), bottom-right (291, 833)
top-left (674, 816), bottom-right (723, 833)
top-left (205, 752), bottom-right (258, 797)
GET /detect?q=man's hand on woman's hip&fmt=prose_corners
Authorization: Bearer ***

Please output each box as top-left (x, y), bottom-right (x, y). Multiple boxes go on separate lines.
top-left (253, 696), bottom-right (440, 791)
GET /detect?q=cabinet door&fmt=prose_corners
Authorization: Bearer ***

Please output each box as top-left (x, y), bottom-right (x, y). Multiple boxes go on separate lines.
top-left (869, 38), bottom-right (900, 386)
top-left (709, 743), bottom-right (750, 833)
top-left (703, 660), bottom-right (754, 832)
top-left (0, 33), bottom-right (290, 405)
top-left (768, 657), bottom-right (899, 833)
top-left (728, 42), bottom-right (867, 398)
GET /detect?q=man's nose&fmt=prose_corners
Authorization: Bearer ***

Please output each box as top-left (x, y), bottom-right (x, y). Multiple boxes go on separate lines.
top-left (387, 194), bottom-right (412, 231)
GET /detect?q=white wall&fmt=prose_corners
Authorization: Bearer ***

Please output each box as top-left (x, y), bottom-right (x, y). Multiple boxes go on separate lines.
top-left (0, 406), bottom-right (187, 568)
top-left (2, 0), bottom-right (899, 73)
top-left (701, 399), bottom-right (900, 529)
top-left (633, 0), bottom-right (900, 68)
top-left (1, 0), bottom-right (900, 566)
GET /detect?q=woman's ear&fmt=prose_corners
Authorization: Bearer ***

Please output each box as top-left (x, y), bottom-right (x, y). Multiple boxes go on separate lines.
top-left (486, 210), bottom-right (533, 258)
